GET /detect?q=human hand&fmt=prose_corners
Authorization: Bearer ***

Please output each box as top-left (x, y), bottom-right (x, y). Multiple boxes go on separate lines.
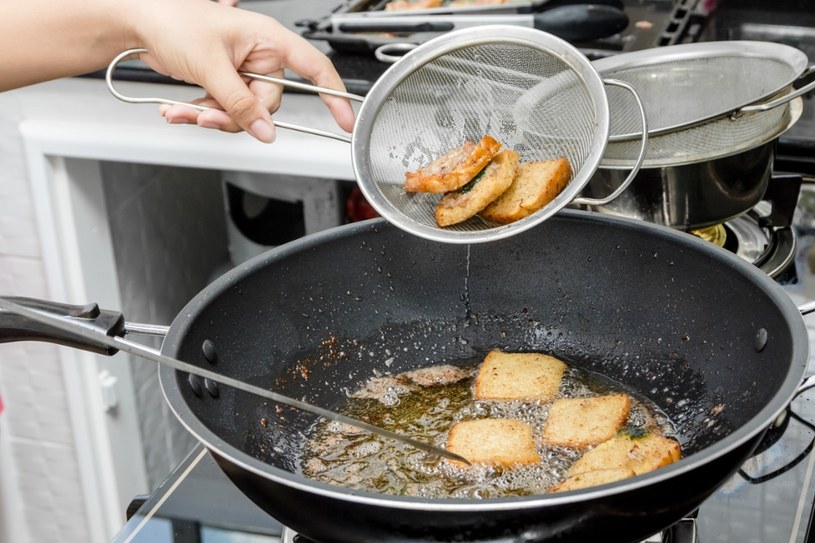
top-left (136, 0), bottom-right (355, 142)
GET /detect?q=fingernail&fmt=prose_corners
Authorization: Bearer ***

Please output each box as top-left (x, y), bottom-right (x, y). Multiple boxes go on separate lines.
top-left (158, 104), bottom-right (170, 116)
top-left (249, 119), bottom-right (275, 143)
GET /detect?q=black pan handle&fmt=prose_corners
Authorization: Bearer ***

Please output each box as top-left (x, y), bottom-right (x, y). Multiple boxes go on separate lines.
top-left (533, 5), bottom-right (628, 42)
top-left (0, 296), bottom-right (125, 356)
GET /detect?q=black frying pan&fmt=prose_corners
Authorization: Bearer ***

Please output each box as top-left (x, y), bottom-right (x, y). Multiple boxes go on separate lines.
top-left (1, 211), bottom-right (812, 542)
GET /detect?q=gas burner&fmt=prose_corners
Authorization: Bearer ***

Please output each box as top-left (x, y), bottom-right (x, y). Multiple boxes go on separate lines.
top-left (694, 205), bottom-right (798, 281)
top-left (687, 174), bottom-right (802, 281)
top-left (280, 519), bottom-right (699, 543)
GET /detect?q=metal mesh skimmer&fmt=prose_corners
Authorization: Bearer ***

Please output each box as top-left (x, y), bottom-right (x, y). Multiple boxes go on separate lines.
top-left (107, 27), bottom-right (646, 244)
top-left (353, 26), bottom-right (645, 243)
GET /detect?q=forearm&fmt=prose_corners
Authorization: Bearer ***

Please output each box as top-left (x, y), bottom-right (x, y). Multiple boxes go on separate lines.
top-left (0, 0), bottom-right (355, 138)
top-left (0, 0), bottom-right (146, 91)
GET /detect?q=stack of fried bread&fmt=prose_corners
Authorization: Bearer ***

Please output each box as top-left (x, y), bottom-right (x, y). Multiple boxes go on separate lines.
top-left (445, 350), bottom-right (681, 493)
top-left (403, 136), bottom-right (572, 227)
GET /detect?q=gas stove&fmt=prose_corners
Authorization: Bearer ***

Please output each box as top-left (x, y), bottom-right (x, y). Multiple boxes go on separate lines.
top-left (111, 167), bottom-right (815, 543)
top-left (111, 1), bottom-right (815, 542)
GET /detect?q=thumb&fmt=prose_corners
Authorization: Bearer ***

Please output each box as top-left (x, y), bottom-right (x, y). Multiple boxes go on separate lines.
top-left (203, 63), bottom-right (276, 143)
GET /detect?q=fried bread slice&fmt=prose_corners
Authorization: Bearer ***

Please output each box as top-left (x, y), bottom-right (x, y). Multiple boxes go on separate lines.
top-left (404, 135), bottom-right (502, 194)
top-left (542, 393), bottom-right (631, 449)
top-left (567, 432), bottom-right (681, 477)
top-left (446, 418), bottom-right (541, 468)
top-left (549, 467), bottom-right (636, 493)
top-left (480, 157), bottom-right (572, 224)
top-left (434, 149), bottom-right (519, 227)
top-left (473, 350), bottom-right (567, 402)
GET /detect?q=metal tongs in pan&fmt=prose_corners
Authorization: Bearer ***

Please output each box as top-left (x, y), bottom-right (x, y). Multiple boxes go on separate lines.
top-left (0, 297), bottom-right (470, 465)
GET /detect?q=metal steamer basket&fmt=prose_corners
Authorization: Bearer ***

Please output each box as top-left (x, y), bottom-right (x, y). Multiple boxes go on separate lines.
top-left (580, 41), bottom-right (813, 229)
top-left (595, 40), bottom-right (815, 143)
top-left (107, 26), bottom-right (647, 244)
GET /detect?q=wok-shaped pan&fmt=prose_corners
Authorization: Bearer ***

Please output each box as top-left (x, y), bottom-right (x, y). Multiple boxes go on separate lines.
top-left (0, 211), bottom-right (811, 542)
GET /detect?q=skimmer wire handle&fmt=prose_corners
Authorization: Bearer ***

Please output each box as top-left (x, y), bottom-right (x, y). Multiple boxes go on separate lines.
top-left (737, 64), bottom-right (815, 116)
top-left (572, 78), bottom-right (648, 207)
top-left (105, 48), bottom-right (364, 143)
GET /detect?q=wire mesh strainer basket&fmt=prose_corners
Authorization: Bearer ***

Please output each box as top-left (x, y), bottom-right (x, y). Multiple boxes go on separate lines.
top-left (593, 40), bottom-right (815, 143)
top-left (353, 26), bottom-right (646, 243)
top-left (107, 26), bottom-right (646, 244)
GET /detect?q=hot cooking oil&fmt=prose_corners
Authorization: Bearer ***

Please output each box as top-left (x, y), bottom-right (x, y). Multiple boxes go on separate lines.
top-left (301, 358), bottom-right (677, 498)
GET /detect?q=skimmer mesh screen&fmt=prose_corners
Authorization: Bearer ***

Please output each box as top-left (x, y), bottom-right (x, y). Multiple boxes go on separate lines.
top-left (362, 41), bottom-right (600, 235)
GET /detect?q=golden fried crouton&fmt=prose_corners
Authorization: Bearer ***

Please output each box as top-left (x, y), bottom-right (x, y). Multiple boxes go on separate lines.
top-left (549, 467), bottom-right (636, 493)
top-left (446, 418), bottom-right (541, 468)
top-left (480, 157), bottom-right (572, 224)
top-left (567, 432), bottom-right (681, 477)
top-left (403, 135), bottom-right (502, 194)
top-left (542, 394), bottom-right (631, 449)
top-left (474, 350), bottom-right (567, 402)
top-left (434, 149), bottom-right (519, 227)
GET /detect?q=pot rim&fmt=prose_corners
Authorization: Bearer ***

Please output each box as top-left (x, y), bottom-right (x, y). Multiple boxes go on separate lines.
top-left (598, 97), bottom-right (802, 169)
top-left (158, 213), bottom-right (808, 511)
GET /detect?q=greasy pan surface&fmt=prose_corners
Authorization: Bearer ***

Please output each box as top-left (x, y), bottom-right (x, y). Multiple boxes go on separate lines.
top-left (159, 211), bottom-right (807, 543)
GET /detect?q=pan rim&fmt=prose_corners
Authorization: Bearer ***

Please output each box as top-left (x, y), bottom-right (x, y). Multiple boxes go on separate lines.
top-left (159, 211), bottom-right (808, 510)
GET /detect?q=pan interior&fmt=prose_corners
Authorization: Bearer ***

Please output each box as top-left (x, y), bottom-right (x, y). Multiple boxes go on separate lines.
top-left (162, 214), bottom-right (801, 498)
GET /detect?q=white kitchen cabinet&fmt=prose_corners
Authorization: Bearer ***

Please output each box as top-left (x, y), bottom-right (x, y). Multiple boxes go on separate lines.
top-left (0, 76), bottom-right (354, 542)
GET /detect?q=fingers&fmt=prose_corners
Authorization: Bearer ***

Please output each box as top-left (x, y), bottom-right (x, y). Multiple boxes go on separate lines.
top-left (150, 9), bottom-right (355, 141)
top-left (280, 34), bottom-right (357, 133)
top-left (160, 75), bottom-right (285, 139)
top-left (196, 59), bottom-right (280, 142)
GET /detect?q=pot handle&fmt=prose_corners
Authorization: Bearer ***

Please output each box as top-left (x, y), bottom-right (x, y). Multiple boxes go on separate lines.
top-left (375, 43), bottom-right (418, 64)
top-left (0, 296), bottom-right (126, 356)
top-left (571, 78), bottom-right (648, 207)
top-left (738, 408), bottom-right (815, 484)
top-left (105, 49), bottom-right (363, 143)
top-left (792, 300), bottom-right (815, 396)
top-left (736, 64), bottom-right (815, 115)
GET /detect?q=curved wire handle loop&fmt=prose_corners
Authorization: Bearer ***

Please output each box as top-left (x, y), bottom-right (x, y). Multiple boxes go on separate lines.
top-left (105, 48), bottom-right (365, 143)
top-left (374, 43), bottom-right (418, 64)
top-left (572, 78), bottom-right (648, 207)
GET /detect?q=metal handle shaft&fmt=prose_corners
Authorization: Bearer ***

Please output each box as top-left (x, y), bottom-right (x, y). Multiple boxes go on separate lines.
top-left (106, 48), bottom-right (363, 143)
top-left (737, 64), bottom-right (815, 115)
top-left (0, 297), bottom-right (469, 465)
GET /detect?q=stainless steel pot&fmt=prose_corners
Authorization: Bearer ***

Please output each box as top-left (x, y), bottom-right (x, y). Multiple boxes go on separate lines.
top-left (580, 97), bottom-right (803, 229)
top-left (581, 139), bottom-right (775, 229)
